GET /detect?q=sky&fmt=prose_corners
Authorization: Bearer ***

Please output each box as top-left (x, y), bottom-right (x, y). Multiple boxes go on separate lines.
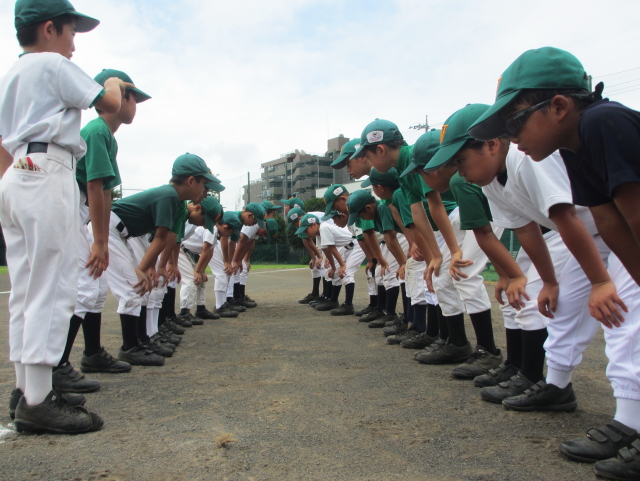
top-left (1, 0), bottom-right (639, 209)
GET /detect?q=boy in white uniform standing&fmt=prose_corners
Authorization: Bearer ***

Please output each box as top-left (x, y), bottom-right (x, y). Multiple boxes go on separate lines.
top-left (0, 0), bottom-right (132, 434)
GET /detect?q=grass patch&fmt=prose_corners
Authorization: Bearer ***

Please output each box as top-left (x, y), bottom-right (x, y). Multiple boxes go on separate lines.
top-left (482, 264), bottom-right (499, 283)
top-left (0, 266), bottom-right (7, 274)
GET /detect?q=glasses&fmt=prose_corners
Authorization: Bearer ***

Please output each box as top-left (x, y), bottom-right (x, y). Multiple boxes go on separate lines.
top-left (503, 99), bottom-right (551, 136)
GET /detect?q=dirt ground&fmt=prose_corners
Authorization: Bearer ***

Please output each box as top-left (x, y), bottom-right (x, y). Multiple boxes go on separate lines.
top-left (0, 267), bottom-right (615, 481)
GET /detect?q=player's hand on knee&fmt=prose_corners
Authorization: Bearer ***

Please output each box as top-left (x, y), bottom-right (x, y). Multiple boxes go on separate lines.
top-left (495, 276), bottom-right (509, 305)
top-left (309, 259), bottom-right (314, 269)
top-left (506, 276), bottom-right (529, 309)
top-left (338, 265), bottom-right (346, 279)
top-left (424, 269), bottom-right (435, 293)
top-left (449, 250), bottom-right (473, 281)
top-left (589, 281), bottom-right (627, 329)
top-left (134, 268), bottom-right (151, 295)
top-left (86, 242), bottom-right (109, 279)
top-left (147, 267), bottom-right (160, 289)
top-left (537, 282), bottom-right (558, 318)
top-left (397, 263), bottom-right (406, 281)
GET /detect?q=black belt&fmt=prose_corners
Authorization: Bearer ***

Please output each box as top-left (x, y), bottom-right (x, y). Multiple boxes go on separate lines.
top-left (116, 221), bottom-right (132, 239)
top-left (181, 246), bottom-right (200, 264)
top-left (540, 225), bottom-right (551, 235)
top-left (380, 241), bottom-right (386, 245)
top-left (346, 241), bottom-right (355, 249)
top-left (26, 142), bottom-right (48, 154)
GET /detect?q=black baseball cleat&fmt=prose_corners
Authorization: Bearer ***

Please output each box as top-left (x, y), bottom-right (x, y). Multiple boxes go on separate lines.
top-left (560, 421), bottom-right (639, 463)
top-left (330, 303), bottom-right (355, 316)
top-left (473, 362), bottom-right (519, 388)
top-left (502, 380), bottom-right (578, 412)
top-left (80, 347), bottom-right (132, 374)
top-left (164, 317), bottom-right (186, 334)
top-left (415, 340), bottom-right (472, 364)
top-left (359, 309), bottom-right (384, 323)
top-left (229, 300), bottom-right (247, 313)
top-left (52, 362), bottom-right (101, 393)
top-left (299, 293), bottom-right (320, 304)
top-left (413, 338), bottom-right (446, 359)
top-left (150, 333), bottom-right (177, 351)
top-left (9, 388), bottom-right (86, 420)
top-left (14, 390), bottom-right (103, 434)
top-left (238, 296), bottom-right (257, 308)
top-left (451, 346), bottom-right (503, 379)
top-left (315, 300), bottom-right (340, 311)
top-left (118, 345), bottom-right (165, 366)
top-left (216, 302), bottom-right (239, 318)
top-left (368, 314), bottom-right (397, 328)
top-left (309, 296), bottom-right (328, 308)
top-left (480, 372), bottom-right (534, 404)
top-left (382, 319), bottom-right (408, 337)
top-left (386, 329), bottom-right (420, 345)
top-left (158, 327), bottom-right (182, 345)
top-left (180, 313), bottom-right (203, 326)
top-left (175, 315), bottom-right (192, 328)
top-left (142, 340), bottom-right (173, 357)
top-left (354, 305), bottom-right (374, 317)
top-left (401, 332), bottom-right (438, 349)
top-left (195, 308), bottom-right (219, 320)
top-left (594, 439), bottom-right (640, 480)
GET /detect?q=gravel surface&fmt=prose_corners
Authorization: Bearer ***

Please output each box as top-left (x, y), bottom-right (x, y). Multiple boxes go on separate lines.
top-left (0, 268), bottom-right (614, 481)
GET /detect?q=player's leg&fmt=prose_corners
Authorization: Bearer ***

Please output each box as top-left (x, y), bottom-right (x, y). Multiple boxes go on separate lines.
top-left (210, 244), bottom-right (238, 318)
top-left (236, 259), bottom-right (257, 308)
top-left (367, 242), bottom-right (401, 328)
top-left (332, 242), bottom-right (364, 316)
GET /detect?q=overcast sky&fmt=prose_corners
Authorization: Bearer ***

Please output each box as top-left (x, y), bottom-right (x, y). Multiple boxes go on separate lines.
top-left (1, 0), bottom-right (639, 209)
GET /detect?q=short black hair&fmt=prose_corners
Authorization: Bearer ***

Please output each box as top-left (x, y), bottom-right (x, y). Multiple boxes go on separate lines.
top-left (95, 91), bottom-right (133, 115)
top-left (507, 88), bottom-right (594, 116)
top-left (363, 138), bottom-right (407, 155)
top-left (16, 14), bottom-right (77, 47)
top-left (170, 174), bottom-right (207, 184)
top-left (444, 137), bottom-right (509, 168)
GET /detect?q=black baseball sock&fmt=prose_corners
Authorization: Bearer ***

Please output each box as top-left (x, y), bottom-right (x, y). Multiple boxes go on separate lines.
top-left (82, 312), bottom-right (102, 357)
top-left (426, 303), bottom-right (439, 338)
top-left (520, 328), bottom-right (548, 383)
top-left (412, 304), bottom-right (427, 333)
top-left (163, 287), bottom-right (176, 319)
top-left (322, 279), bottom-right (331, 299)
top-left (312, 277), bottom-right (321, 296)
top-left (405, 303), bottom-right (414, 325)
top-left (179, 308), bottom-right (190, 316)
top-left (120, 314), bottom-right (140, 351)
top-left (446, 313), bottom-right (468, 347)
top-left (385, 286), bottom-right (400, 315)
top-left (233, 283), bottom-right (241, 300)
top-left (400, 283), bottom-right (408, 314)
top-left (137, 306), bottom-right (149, 344)
top-left (227, 296), bottom-right (234, 304)
top-left (330, 284), bottom-right (342, 303)
top-left (437, 305), bottom-right (449, 340)
top-left (157, 304), bottom-right (166, 327)
top-left (469, 309), bottom-right (498, 355)
top-left (55, 315), bottom-right (83, 369)
top-left (505, 328), bottom-right (522, 369)
top-left (240, 284), bottom-right (246, 298)
top-left (344, 283), bottom-right (355, 306)
top-left (369, 295), bottom-right (377, 307)
top-left (376, 286), bottom-right (386, 312)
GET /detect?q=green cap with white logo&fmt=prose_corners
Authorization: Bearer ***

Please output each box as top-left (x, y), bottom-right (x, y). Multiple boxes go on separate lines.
top-left (331, 138), bottom-right (360, 168)
top-left (295, 213), bottom-right (321, 237)
top-left (346, 190), bottom-right (376, 226)
top-left (222, 211), bottom-right (241, 237)
top-left (286, 207), bottom-right (306, 232)
top-left (281, 197), bottom-right (305, 210)
top-left (200, 197), bottom-right (223, 234)
top-left (468, 47), bottom-right (590, 141)
top-left (425, 104), bottom-right (490, 171)
top-left (94, 69), bottom-right (151, 103)
top-left (15, 0), bottom-right (99, 32)
top-left (172, 153), bottom-right (220, 190)
top-left (266, 218), bottom-right (279, 244)
top-left (323, 184), bottom-right (348, 216)
top-left (352, 119), bottom-right (404, 159)
top-left (261, 201), bottom-right (281, 211)
top-left (400, 130), bottom-right (441, 177)
top-left (361, 168), bottom-right (399, 189)
top-left (245, 202), bottom-right (266, 229)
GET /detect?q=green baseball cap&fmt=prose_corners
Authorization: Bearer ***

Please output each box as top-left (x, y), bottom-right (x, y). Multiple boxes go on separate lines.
top-left (281, 197), bottom-right (305, 210)
top-left (172, 153), bottom-right (220, 189)
top-left (468, 47), bottom-right (590, 141)
top-left (266, 218), bottom-right (279, 244)
top-left (261, 201), bottom-right (282, 211)
top-left (322, 184), bottom-right (348, 216)
top-left (346, 190), bottom-right (375, 226)
top-left (286, 207), bottom-right (306, 232)
top-left (361, 167), bottom-right (399, 189)
top-left (425, 104), bottom-right (490, 171)
top-left (15, 0), bottom-right (99, 32)
top-left (245, 202), bottom-right (266, 228)
top-left (200, 197), bottom-right (223, 233)
top-left (400, 130), bottom-right (441, 177)
top-left (222, 211), bottom-right (241, 238)
top-left (331, 138), bottom-right (360, 168)
top-left (94, 69), bottom-right (151, 103)
top-left (352, 119), bottom-right (404, 159)
top-left (295, 213), bottom-right (321, 236)
top-left (321, 209), bottom-right (341, 221)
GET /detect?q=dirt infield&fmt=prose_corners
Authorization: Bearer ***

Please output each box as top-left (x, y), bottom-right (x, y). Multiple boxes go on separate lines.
top-left (0, 268), bottom-right (614, 481)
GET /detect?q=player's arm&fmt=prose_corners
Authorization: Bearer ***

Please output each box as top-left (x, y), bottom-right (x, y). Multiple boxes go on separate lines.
top-left (86, 178), bottom-right (109, 279)
top-left (383, 229), bottom-right (407, 278)
top-left (0, 139), bottom-right (12, 177)
top-left (513, 222), bottom-right (558, 318)
top-left (219, 236), bottom-right (232, 274)
top-left (157, 232), bottom-right (178, 286)
top-left (231, 234), bottom-right (249, 272)
top-left (194, 241), bottom-right (213, 285)
top-left (136, 226), bottom-right (170, 293)
top-left (409, 202), bottom-right (440, 267)
top-left (326, 245), bottom-right (346, 277)
top-left (363, 230), bottom-right (388, 273)
top-left (243, 239), bottom-right (255, 271)
top-left (549, 203), bottom-right (626, 328)
top-left (93, 78), bottom-right (133, 114)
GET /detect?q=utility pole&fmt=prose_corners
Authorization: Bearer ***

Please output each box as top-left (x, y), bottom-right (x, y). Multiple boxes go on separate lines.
top-left (409, 115), bottom-right (429, 131)
top-left (247, 172), bottom-right (250, 206)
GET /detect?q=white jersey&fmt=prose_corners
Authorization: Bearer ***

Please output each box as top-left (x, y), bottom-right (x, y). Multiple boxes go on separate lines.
top-left (182, 224), bottom-right (216, 254)
top-left (240, 223), bottom-right (260, 241)
top-left (482, 145), bottom-right (597, 235)
top-left (0, 52), bottom-right (103, 158)
top-left (319, 222), bottom-right (354, 249)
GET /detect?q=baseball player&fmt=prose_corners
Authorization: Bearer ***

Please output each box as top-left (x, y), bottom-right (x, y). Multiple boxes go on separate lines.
top-left (0, 0), bottom-right (135, 434)
top-left (468, 47), bottom-right (640, 478)
top-left (51, 69), bottom-right (151, 397)
top-left (287, 206), bottom-right (325, 303)
top-left (209, 211), bottom-right (243, 318)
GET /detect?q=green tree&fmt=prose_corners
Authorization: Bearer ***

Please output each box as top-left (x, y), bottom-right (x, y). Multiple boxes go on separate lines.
top-left (304, 197), bottom-right (325, 213)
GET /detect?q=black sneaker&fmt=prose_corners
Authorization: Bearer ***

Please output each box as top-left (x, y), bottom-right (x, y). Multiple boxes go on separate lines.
top-left (416, 340), bottom-right (473, 364)
top-left (195, 308), bottom-right (219, 320)
top-left (164, 317), bottom-right (186, 334)
top-left (560, 421), bottom-right (639, 463)
top-left (594, 439), bottom-right (640, 480)
top-left (229, 300), bottom-right (247, 312)
top-left (451, 346), bottom-right (504, 379)
top-left (118, 345), bottom-right (165, 366)
top-left (502, 380), bottom-right (578, 412)
top-left (216, 302), bottom-right (239, 318)
top-left (480, 372), bottom-right (535, 404)
top-left (175, 315), bottom-right (193, 328)
top-left (382, 320), bottom-right (408, 337)
top-left (386, 314), bottom-right (403, 327)
top-left (315, 300), bottom-right (340, 311)
top-left (80, 347), bottom-right (132, 374)
top-left (359, 309), bottom-right (384, 323)
top-left (159, 327), bottom-right (182, 344)
top-left (180, 313), bottom-right (203, 326)
top-left (354, 305), bottom-right (374, 316)
top-left (413, 338), bottom-right (445, 358)
top-left (142, 340), bottom-right (173, 357)
top-left (14, 390), bottom-right (103, 434)
top-left (299, 293), bottom-right (320, 304)
top-left (401, 332), bottom-right (438, 349)
top-left (150, 333), bottom-right (177, 351)
top-left (309, 296), bottom-right (327, 307)
top-left (386, 329), bottom-right (420, 345)
top-left (52, 362), bottom-right (101, 393)
top-left (237, 296), bottom-right (257, 308)
top-left (473, 362), bottom-right (519, 388)
top-left (368, 314), bottom-right (396, 328)
top-left (10, 388), bottom-right (86, 420)
top-left (330, 303), bottom-right (355, 316)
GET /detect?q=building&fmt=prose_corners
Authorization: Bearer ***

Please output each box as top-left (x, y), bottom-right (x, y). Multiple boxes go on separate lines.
top-left (242, 135), bottom-right (354, 206)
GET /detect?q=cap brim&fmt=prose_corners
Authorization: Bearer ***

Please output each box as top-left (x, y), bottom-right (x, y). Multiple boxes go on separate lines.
top-left (281, 199), bottom-right (292, 206)
top-left (204, 172), bottom-right (221, 183)
top-left (73, 13), bottom-right (100, 33)
top-left (295, 225), bottom-right (308, 236)
top-left (128, 87), bottom-right (151, 103)
top-left (207, 182), bottom-right (225, 192)
top-left (331, 152), bottom-right (352, 168)
top-left (424, 138), bottom-right (468, 172)
top-left (351, 144), bottom-right (366, 159)
top-left (400, 162), bottom-right (421, 178)
top-left (347, 211), bottom-right (360, 226)
top-left (323, 203), bottom-right (333, 216)
top-left (205, 215), bottom-right (215, 233)
top-left (467, 91), bottom-right (519, 141)
top-left (321, 212), bottom-right (335, 221)
top-left (256, 218), bottom-right (265, 229)
top-left (360, 178), bottom-right (372, 187)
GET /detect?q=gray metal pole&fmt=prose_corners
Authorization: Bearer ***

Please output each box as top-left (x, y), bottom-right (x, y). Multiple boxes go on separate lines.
top-left (247, 172), bottom-right (250, 206)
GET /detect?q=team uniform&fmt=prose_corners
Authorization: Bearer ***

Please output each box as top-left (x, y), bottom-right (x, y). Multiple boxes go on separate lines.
top-left (179, 224), bottom-right (216, 314)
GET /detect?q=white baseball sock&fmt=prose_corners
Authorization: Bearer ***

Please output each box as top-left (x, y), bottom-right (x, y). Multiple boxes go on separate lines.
top-left (146, 307), bottom-right (159, 337)
top-left (545, 366), bottom-right (572, 389)
top-left (24, 364), bottom-right (53, 405)
top-left (14, 362), bottom-right (26, 391)
top-left (614, 398), bottom-right (640, 432)
top-left (215, 290), bottom-right (227, 309)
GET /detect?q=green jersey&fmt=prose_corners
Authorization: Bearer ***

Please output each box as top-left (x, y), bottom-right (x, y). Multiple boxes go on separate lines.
top-left (448, 173), bottom-right (492, 230)
top-left (76, 117), bottom-right (121, 195)
top-left (112, 185), bottom-right (179, 238)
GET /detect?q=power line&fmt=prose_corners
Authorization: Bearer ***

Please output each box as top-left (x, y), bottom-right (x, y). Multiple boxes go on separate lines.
top-left (606, 77), bottom-right (640, 88)
top-left (594, 66), bottom-right (640, 78)
top-left (608, 86), bottom-right (640, 96)
top-left (607, 82), bottom-right (640, 94)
